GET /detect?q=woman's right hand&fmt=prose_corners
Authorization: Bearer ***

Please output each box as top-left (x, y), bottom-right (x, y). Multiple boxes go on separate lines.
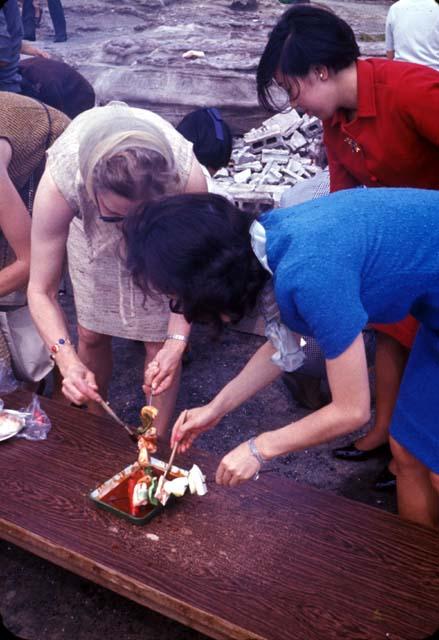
top-left (171, 404), bottom-right (223, 453)
top-left (61, 362), bottom-right (101, 406)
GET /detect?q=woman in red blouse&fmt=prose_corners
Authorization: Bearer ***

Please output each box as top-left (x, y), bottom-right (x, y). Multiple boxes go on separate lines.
top-left (256, 4), bottom-right (439, 525)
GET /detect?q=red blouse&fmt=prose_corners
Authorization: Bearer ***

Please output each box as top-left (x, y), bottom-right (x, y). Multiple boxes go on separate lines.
top-left (324, 58), bottom-right (439, 193)
top-left (323, 58), bottom-right (439, 348)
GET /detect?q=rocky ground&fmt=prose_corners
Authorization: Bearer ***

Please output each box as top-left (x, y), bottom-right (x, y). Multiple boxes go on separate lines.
top-left (1, 2), bottom-right (398, 639)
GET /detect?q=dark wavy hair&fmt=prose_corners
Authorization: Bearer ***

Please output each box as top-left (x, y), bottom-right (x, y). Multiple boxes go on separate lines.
top-left (257, 5), bottom-right (360, 111)
top-left (123, 193), bottom-right (269, 331)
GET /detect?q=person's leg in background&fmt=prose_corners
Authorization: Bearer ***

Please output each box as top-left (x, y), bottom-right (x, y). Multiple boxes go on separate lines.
top-left (355, 332), bottom-right (409, 453)
top-left (143, 341), bottom-right (182, 439)
top-left (333, 318), bottom-right (417, 493)
top-left (21, 0), bottom-right (36, 41)
top-left (47, 0), bottom-right (66, 42)
top-left (76, 325), bottom-right (112, 415)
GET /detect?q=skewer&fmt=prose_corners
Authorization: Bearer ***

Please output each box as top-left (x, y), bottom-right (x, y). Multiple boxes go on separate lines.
top-left (98, 399), bottom-right (138, 442)
top-left (161, 442), bottom-right (178, 482)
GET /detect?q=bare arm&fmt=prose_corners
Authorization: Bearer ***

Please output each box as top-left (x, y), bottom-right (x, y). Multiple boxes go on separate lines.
top-left (171, 340), bottom-right (283, 450)
top-left (216, 333), bottom-right (371, 485)
top-left (21, 41), bottom-right (51, 58)
top-left (0, 139), bottom-right (32, 297)
top-left (28, 169), bottom-right (101, 403)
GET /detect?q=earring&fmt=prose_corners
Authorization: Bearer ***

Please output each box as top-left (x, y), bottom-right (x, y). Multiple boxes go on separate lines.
top-left (319, 72), bottom-right (324, 80)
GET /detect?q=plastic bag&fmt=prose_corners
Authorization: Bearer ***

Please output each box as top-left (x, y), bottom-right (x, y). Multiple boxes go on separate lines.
top-left (0, 361), bottom-right (19, 394)
top-left (16, 393), bottom-right (51, 441)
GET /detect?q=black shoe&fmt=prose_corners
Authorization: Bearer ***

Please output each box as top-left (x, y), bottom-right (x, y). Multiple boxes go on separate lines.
top-left (332, 441), bottom-right (391, 462)
top-left (54, 34), bottom-right (67, 42)
top-left (0, 614), bottom-right (27, 640)
top-left (374, 466), bottom-right (396, 491)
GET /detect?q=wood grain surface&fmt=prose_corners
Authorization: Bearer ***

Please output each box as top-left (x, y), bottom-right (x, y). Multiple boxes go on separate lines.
top-left (0, 392), bottom-right (438, 640)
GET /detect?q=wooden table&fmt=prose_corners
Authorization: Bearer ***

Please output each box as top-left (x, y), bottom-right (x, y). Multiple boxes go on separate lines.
top-left (1, 392), bottom-right (438, 640)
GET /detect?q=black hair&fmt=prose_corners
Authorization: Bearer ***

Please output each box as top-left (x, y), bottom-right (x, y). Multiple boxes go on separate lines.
top-left (257, 5), bottom-right (360, 111)
top-left (124, 193), bottom-right (269, 331)
top-left (177, 108), bottom-right (233, 171)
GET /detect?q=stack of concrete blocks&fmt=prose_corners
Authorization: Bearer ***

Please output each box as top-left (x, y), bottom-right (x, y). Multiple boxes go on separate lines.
top-left (213, 108), bottom-right (324, 213)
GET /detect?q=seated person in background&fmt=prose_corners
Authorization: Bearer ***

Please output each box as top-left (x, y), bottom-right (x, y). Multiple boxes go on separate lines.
top-left (19, 57), bottom-right (95, 119)
top-left (177, 107), bottom-right (232, 176)
top-left (0, 0), bottom-right (94, 117)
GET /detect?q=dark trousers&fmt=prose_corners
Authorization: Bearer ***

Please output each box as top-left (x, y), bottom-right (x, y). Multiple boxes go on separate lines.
top-left (22, 0), bottom-right (66, 40)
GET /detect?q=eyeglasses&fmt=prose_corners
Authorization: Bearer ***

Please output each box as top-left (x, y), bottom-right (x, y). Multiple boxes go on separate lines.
top-left (95, 192), bottom-right (125, 223)
top-left (98, 214), bottom-right (124, 223)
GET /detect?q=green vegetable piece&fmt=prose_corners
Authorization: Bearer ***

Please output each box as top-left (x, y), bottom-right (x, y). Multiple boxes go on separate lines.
top-left (148, 477), bottom-right (159, 506)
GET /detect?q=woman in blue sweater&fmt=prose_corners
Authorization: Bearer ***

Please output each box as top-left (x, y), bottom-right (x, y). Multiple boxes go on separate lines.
top-left (124, 188), bottom-right (439, 529)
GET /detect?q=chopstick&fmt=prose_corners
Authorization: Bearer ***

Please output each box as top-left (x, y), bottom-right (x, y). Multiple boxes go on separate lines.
top-left (162, 442), bottom-right (178, 482)
top-left (161, 408), bottom-right (188, 480)
top-left (98, 399), bottom-right (138, 442)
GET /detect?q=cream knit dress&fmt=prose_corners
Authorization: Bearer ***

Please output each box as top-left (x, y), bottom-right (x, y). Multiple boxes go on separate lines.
top-left (46, 105), bottom-right (195, 342)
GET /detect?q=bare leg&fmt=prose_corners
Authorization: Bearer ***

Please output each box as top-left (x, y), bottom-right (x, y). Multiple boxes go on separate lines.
top-left (144, 341), bottom-right (181, 439)
top-left (391, 437), bottom-right (439, 528)
top-left (356, 332), bottom-right (409, 452)
top-left (77, 324), bottom-right (112, 415)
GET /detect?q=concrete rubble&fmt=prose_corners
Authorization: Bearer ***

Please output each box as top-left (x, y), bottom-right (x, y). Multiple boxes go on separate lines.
top-left (213, 108), bottom-right (325, 212)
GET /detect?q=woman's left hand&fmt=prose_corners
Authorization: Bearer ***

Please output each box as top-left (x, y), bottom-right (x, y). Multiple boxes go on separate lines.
top-left (143, 340), bottom-right (185, 396)
top-left (215, 441), bottom-right (261, 487)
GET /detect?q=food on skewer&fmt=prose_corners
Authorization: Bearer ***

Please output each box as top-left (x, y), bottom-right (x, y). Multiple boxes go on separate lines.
top-left (138, 405), bottom-right (159, 435)
top-left (137, 429), bottom-right (158, 466)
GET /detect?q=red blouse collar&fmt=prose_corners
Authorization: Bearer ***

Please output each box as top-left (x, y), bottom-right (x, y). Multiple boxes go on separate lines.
top-left (329, 59), bottom-right (377, 126)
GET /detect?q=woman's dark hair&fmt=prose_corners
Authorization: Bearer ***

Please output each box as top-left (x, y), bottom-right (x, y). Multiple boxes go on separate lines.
top-left (257, 5), bottom-right (360, 111)
top-left (177, 108), bottom-right (233, 171)
top-left (124, 193), bottom-right (269, 331)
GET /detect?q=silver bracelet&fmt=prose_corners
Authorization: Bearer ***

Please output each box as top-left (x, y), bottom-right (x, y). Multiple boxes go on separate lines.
top-left (166, 333), bottom-right (189, 343)
top-left (248, 437), bottom-right (267, 466)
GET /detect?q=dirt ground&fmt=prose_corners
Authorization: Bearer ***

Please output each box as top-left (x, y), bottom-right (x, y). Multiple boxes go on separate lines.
top-left (0, 1), bottom-right (403, 639)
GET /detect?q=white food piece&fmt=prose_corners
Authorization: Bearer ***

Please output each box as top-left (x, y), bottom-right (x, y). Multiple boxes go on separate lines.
top-left (188, 464), bottom-right (208, 496)
top-left (163, 476), bottom-right (189, 498)
top-left (132, 481), bottom-right (149, 507)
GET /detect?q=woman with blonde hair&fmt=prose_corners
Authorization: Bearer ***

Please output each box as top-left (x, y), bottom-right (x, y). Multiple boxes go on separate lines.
top-left (28, 101), bottom-right (207, 434)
